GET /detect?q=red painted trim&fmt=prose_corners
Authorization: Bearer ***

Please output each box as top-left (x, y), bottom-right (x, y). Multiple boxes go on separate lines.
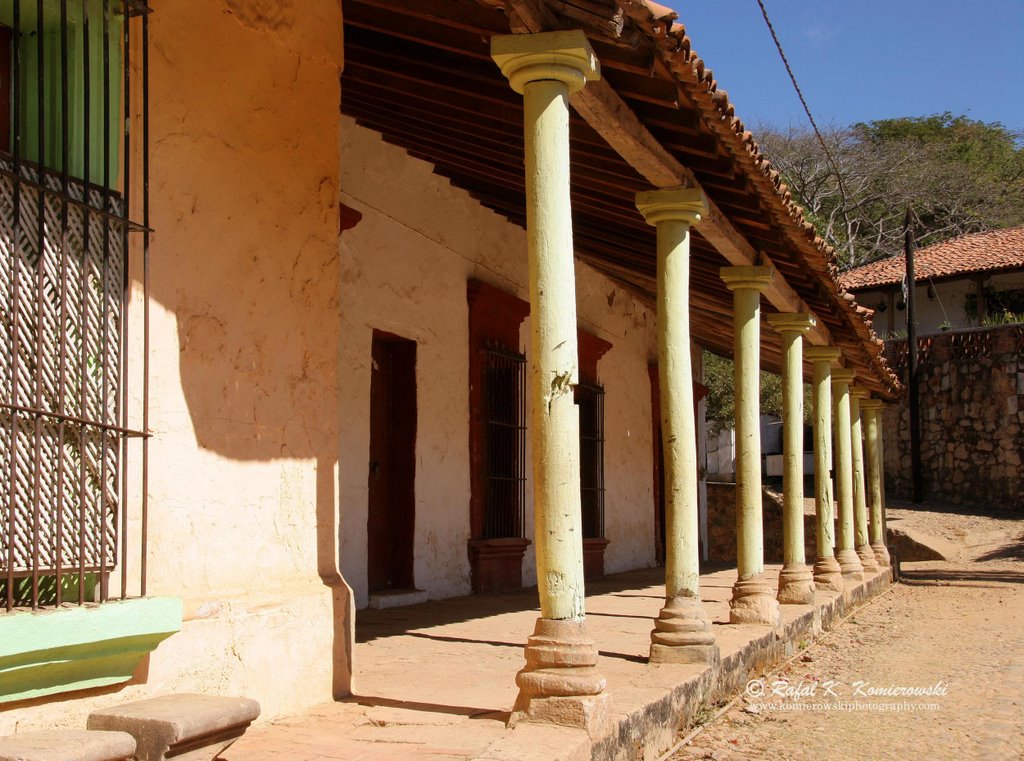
top-left (577, 328), bottom-right (612, 383)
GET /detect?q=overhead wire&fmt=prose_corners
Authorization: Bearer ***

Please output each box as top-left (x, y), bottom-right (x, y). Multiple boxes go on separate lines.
top-left (755, 0), bottom-right (855, 257)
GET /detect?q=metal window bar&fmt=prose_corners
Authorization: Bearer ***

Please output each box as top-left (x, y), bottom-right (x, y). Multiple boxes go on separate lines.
top-left (0, 0), bottom-right (150, 612)
top-left (480, 343), bottom-right (526, 540)
top-left (577, 381), bottom-right (605, 539)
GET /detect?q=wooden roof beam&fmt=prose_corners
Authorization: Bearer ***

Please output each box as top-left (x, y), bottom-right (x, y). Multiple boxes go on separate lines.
top-left (502, 0), bottom-right (832, 348)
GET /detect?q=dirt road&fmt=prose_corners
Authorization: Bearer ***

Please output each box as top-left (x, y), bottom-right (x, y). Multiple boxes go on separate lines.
top-left (671, 508), bottom-right (1024, 761)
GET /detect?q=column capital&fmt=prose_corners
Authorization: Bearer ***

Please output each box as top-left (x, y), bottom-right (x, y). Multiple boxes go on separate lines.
top-left (491, 31), bottom-right (600, 95)
top-left (805, 346), bottom-right (841, 364)
top-left (831, 368), bottom-right (856, 386)
top-left (719, 265), bottom-right (774, 292)
top-left (766, 312), bottom-right (816, 335)
top-left (635, 187), bottom-right (707, 227)
top-left (860, 399), bottom-right (883, 412)
top-left (850, 385), bottom-right (870, 400)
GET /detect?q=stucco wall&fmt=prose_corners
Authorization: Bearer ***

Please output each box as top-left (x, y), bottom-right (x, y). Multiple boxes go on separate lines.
top-left (859, 271), bottom-right (1024, 336)
top-left (338, 118), bottom-right (658, 611)
top-left (2, 0), bottom-right (348, 732)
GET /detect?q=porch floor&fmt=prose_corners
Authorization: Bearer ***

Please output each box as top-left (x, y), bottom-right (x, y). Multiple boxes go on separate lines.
top-left (224, 563), bottom-right (889, 761)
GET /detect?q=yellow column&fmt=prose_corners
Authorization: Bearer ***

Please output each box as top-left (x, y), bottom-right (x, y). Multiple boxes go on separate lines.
top-left (637, 189), bottom-right (718, 664)
top-left (720, 266), bottom-right (780, 626)
top-left (492, 31), bottom-right (610, 733)
top-left (831, 369), bottom-right (864, 581)
top-left (860, 399), bottom-right (891, 567)
top-left (804, 347), bottom-right (843, 592)
top-left (850, 386), bottom-right (878, 572)
top-left (766, 313), bottom-right (816, 605)
top-left (877, 405), bottom-right (891, 554)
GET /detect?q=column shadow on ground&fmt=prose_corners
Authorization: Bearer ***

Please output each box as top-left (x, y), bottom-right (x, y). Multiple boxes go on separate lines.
top-left (344, 694), bottom-right (510, 723)
top-left (356, 567), bottom-right (690, 643)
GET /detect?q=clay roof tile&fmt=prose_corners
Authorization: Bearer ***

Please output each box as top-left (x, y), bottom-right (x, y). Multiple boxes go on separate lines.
top-left (840, 227), bottom-right (1024, 290)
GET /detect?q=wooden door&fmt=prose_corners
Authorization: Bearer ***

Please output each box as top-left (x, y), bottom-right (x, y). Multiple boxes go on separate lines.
top-left (367, 331), bottom-right (417, 593)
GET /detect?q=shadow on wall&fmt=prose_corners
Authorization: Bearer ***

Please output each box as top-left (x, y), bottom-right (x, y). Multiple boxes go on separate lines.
top-left (145, 2), bottom-right (352, 697)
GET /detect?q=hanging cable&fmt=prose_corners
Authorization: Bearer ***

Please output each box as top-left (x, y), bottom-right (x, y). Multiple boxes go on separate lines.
top-left (926, 275), bottom-right (952, 328)
top-left (755, 0), bottom-right (855, 259)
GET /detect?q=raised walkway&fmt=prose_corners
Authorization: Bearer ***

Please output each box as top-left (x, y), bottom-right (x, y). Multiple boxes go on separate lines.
top-left (224, 564), bottom-right (890, 761)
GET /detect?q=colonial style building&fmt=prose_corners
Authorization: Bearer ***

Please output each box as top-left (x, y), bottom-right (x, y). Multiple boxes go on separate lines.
top-left (1, 0), bottom-right (897, 743)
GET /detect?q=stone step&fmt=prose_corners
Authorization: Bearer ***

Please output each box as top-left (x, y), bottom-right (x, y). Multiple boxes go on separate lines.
top-left (87, 694), bottom-right (260, 761)
top-left (368, 588), bottom-right (429, 609)
top-left (0, 729), bottom-right (136, 761)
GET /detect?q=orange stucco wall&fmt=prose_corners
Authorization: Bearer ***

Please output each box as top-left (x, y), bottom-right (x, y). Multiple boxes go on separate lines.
top-left (1, 0), bottom-right (350, 731)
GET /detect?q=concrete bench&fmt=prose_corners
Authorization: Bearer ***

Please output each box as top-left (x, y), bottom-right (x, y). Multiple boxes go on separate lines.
top-left (0, 729), bottom-right (136, 761)
top-left (87, 694), bottom-right (260, 761)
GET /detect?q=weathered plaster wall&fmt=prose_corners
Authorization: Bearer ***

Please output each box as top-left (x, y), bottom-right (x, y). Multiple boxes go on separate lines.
top-left (883, 325), bottom-right (1024, 511)
top-left (1, 0), bottom-right (348, 732)
top-left (338, 118), bottom-right (658, 610)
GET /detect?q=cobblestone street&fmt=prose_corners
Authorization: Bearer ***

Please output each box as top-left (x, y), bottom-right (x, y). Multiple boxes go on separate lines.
top-left (671, 512), bottom-right (1024, 761)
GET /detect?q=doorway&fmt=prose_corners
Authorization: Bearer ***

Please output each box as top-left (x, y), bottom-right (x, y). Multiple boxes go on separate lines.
top-left (367, 331), bottom-right (417, 593)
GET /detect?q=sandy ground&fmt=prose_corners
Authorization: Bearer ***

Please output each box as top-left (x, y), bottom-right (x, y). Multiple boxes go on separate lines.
top-left (670, 506), bottom-right (1024, 761)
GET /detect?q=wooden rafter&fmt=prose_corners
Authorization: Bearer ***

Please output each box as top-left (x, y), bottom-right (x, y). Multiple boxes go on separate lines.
top-left (502, 0), bottom-right (833, 348)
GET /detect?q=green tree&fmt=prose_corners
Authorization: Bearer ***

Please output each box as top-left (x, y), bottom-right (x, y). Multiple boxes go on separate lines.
top-left (757, 114), bottom-right (1024, 269)
top-left (703, 351), bottom-right (800, 436)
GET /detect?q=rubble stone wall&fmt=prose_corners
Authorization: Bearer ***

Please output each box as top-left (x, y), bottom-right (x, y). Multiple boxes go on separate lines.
top-left (883, 325), bottom-right (1024, 511)
top-left (706, 482), bottom-right (819, 564)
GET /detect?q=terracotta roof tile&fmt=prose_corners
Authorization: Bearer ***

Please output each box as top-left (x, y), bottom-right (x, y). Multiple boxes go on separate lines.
top-left (840, 227), bottom-right (1024, 291)
top-left (622, 0), bottom-right (900, 395)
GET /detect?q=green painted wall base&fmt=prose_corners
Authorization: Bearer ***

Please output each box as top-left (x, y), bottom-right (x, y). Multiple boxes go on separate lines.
top-left (0, 597), bottom-right (182, 704)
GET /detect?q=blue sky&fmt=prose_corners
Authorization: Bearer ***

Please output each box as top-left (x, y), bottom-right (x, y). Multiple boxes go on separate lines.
top-left (674, 1), bottom-right (1024, 135)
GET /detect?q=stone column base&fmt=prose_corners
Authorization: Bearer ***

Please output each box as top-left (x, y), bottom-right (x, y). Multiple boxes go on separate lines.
top-left (776, 564), bottom-right (815, 605)
top-left (812, 556), bottom-right (845, 593)
top-left (729, 575), bottom-right (781, 626)
top-left (649, 595), bottom-right (719, 665)
top-left (510, 618), bottom-right (612, 737)
top-left (871, 542), bottom-right (891, 568)
top-left (836, 548), bottom-right (864, 582)
top-left (856, 544), bottom-right (879, 573)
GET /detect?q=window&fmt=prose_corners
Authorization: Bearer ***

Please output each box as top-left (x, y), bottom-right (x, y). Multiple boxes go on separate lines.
top-left (577, 381), bottom-right (605, 539)
top-left (481, 344), bottom-right (526, 539)
top-left (576, 329), bottom-right (611, 543)
top-left (1, 0), bottom-right (150, 611)
top-left (1, 25), bottom-right (11, 152)
top-left (2, 0), bottom-right (124, 180)
top-left (466, 280), bottom-right (531, 593)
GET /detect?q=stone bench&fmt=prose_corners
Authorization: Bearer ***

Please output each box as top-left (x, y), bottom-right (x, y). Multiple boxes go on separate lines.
top-left (0, 729), bottom-right (136, 761)
top-left (88, 694), bottom-right (260, 761)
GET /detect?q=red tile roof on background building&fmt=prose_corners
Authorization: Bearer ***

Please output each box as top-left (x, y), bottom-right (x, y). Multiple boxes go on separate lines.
top-left (840, 227), bottom-right (1024, 291)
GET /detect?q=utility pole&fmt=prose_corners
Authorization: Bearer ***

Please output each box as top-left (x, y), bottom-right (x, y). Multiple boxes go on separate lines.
top-left (904, 207), bottom-right (923, 503)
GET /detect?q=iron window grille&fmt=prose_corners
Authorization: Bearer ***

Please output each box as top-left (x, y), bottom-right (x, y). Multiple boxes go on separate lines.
top-left (577, 381), bottom-right (605, 539)
top-left (480, 343), bottom-right (526, 540)
top-left (1, 0), bottom-right (151, 611)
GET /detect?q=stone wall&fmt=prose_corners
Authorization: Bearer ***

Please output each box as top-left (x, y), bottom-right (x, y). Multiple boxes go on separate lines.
top-left (883, 325), bottom-right (1024, 511)
top-left (705, 483), bottom-right (818, 564)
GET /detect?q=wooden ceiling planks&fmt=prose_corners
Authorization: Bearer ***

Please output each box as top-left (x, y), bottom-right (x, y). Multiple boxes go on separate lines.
top-left (340, 0), bottom-right (893, 390)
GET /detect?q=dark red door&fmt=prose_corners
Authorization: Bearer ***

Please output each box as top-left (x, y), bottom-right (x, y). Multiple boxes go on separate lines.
top-left (367, 331), bottom-right (417, 593)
